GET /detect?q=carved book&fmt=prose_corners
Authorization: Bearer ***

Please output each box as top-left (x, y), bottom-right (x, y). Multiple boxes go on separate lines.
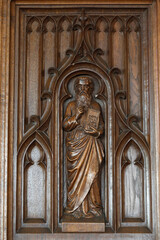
top-left (85, 108), bottom-right (100, 130)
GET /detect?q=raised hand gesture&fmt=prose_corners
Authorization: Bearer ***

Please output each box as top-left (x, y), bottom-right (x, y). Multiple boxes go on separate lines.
top-left (75, 106), bottom-right (84, 120)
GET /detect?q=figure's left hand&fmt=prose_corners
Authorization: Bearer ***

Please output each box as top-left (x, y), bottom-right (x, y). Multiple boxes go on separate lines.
top-left (84, 126), bottom-right (100, 138)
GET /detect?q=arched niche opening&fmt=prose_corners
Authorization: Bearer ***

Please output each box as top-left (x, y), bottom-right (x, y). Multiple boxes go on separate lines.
top-left (116, 131), bottom-right (151, 232)
top-left (52, 62), bottom-right (115, 230)
top-left (17, 132), bottom-right (52, 232)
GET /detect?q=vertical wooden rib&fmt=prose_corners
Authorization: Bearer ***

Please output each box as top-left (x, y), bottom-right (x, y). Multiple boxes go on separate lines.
top-left (111, 17), bottom-right (124, 71)
top-left (57, 17), bottom-right (72, 225)
top-left (95, 17), bottom-right (109, 65)
top-left (111, 17), bottom-right (126, 111)
top-left (42, 17), bottom-right (56, 90)
top-left (42, 17), bottom-right (56, 114)
top-left (58, 17), bottom-right (72, 64)
top-left (25, 18), bottom-right (41, 124)
top-left (127, 17), bottom-right (141, 118)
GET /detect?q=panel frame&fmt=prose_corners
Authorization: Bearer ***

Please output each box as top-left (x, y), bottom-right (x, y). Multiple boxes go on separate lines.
top-left (0, 0), bottom-right (160, 240)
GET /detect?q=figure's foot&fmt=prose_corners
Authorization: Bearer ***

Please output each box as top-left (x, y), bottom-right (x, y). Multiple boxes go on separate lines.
top-left (84, 212), bottom-right (94, 218)
top-left (72, 209), bottom-right (82, 218)
top-left (91, 207), bottom-right (103, 217)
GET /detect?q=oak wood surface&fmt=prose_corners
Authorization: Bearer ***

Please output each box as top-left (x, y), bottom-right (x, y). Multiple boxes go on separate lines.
top-left (0, 1), bottom-right (10, 240)
top-left (0, 0), bottom-right (160, 240)
top-left (14, 0), bottom-right (154, 4)
top-left (14, 2), bottom-right (152, 236)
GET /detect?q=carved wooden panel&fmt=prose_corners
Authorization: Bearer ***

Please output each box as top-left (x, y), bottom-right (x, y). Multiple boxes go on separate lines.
top-left (14, 5), bottom-right (151, 235)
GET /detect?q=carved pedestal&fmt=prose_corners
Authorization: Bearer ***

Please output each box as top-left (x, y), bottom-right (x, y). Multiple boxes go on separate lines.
top-left (62, 215), bottom-right (105, 232)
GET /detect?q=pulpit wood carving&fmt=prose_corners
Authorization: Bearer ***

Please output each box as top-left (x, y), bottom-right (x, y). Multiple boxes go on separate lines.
top-left (12, 4), bottom-right (152, 235)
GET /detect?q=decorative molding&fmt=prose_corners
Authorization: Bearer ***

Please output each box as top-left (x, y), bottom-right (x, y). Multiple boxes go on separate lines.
top-left (0, 1), bottom-right (10, 240)
top-left (0, 1), bottom-right (159, 239)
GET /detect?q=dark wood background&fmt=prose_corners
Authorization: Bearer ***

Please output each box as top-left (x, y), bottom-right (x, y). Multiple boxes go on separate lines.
top-left (4, 1), bottom-right (160, 240)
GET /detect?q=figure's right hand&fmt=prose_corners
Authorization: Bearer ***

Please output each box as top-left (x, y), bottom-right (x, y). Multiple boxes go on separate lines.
top-left (75, 106), bottom-right (84, 120)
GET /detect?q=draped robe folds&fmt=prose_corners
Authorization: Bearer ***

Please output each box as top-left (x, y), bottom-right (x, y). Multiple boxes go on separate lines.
top-left (63, 100), bottom-right (104, 218)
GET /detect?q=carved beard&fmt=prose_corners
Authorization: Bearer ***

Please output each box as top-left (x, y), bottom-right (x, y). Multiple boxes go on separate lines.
top-left (76, 92), bottom-right (92, 111)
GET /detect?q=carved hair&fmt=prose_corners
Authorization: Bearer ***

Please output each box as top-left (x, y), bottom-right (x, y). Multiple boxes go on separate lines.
top-left (74, 76), bottom-right (94, 94)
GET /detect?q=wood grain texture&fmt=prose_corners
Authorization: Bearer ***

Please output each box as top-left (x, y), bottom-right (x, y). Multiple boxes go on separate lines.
top-left (157, 1), bottom-right (160, 239)
top-left (0, 0), bottom-right (159, 240)
top-left (14, 0), bottom-right (154, 4)
top-left (10, 234), bottom-right (156, 240)
top-left (122, 142), bottom-right (144, 220)
top-left (0, 1), bottom-right (10, 240)
top-left (26, 19), bottom-right (41, 122)
top-left (154, 1), bottom-right (160, 240)
top-left (127, 17), bottom-right (142, 117)
top-left (13, 5), bottom-right (151, 235)
top-left (24, 143), bottom-right (46, 220)
top-left (95, 18), bottom-right (109, 66)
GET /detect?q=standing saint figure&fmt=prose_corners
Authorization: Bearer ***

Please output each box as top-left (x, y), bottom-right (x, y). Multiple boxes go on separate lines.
top-left (63, 76), bottom-right (104, 218)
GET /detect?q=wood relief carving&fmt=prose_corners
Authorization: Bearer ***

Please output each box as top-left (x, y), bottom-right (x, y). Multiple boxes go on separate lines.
top-left (24, 142), bottom-right (47, 220)
top-left (62, 77), bottom-right (105, 231)
top-left (121, 141), bottom-right (144, 221)
top-left (15, 6), bottom-right (151, 234)
top-left (127, 17), bottom-right (142, 118)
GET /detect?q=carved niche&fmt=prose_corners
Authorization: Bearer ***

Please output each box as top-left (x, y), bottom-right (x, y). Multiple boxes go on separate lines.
top-left (15, 6), bottom-right (151, 234)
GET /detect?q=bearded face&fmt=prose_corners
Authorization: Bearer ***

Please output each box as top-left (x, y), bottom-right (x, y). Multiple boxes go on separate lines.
top-left (75, 83), bottom-right (92, 111)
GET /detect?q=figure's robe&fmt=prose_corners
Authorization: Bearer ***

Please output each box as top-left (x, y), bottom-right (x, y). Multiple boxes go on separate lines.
top-left (63, 100), bottom-right (104, 218)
